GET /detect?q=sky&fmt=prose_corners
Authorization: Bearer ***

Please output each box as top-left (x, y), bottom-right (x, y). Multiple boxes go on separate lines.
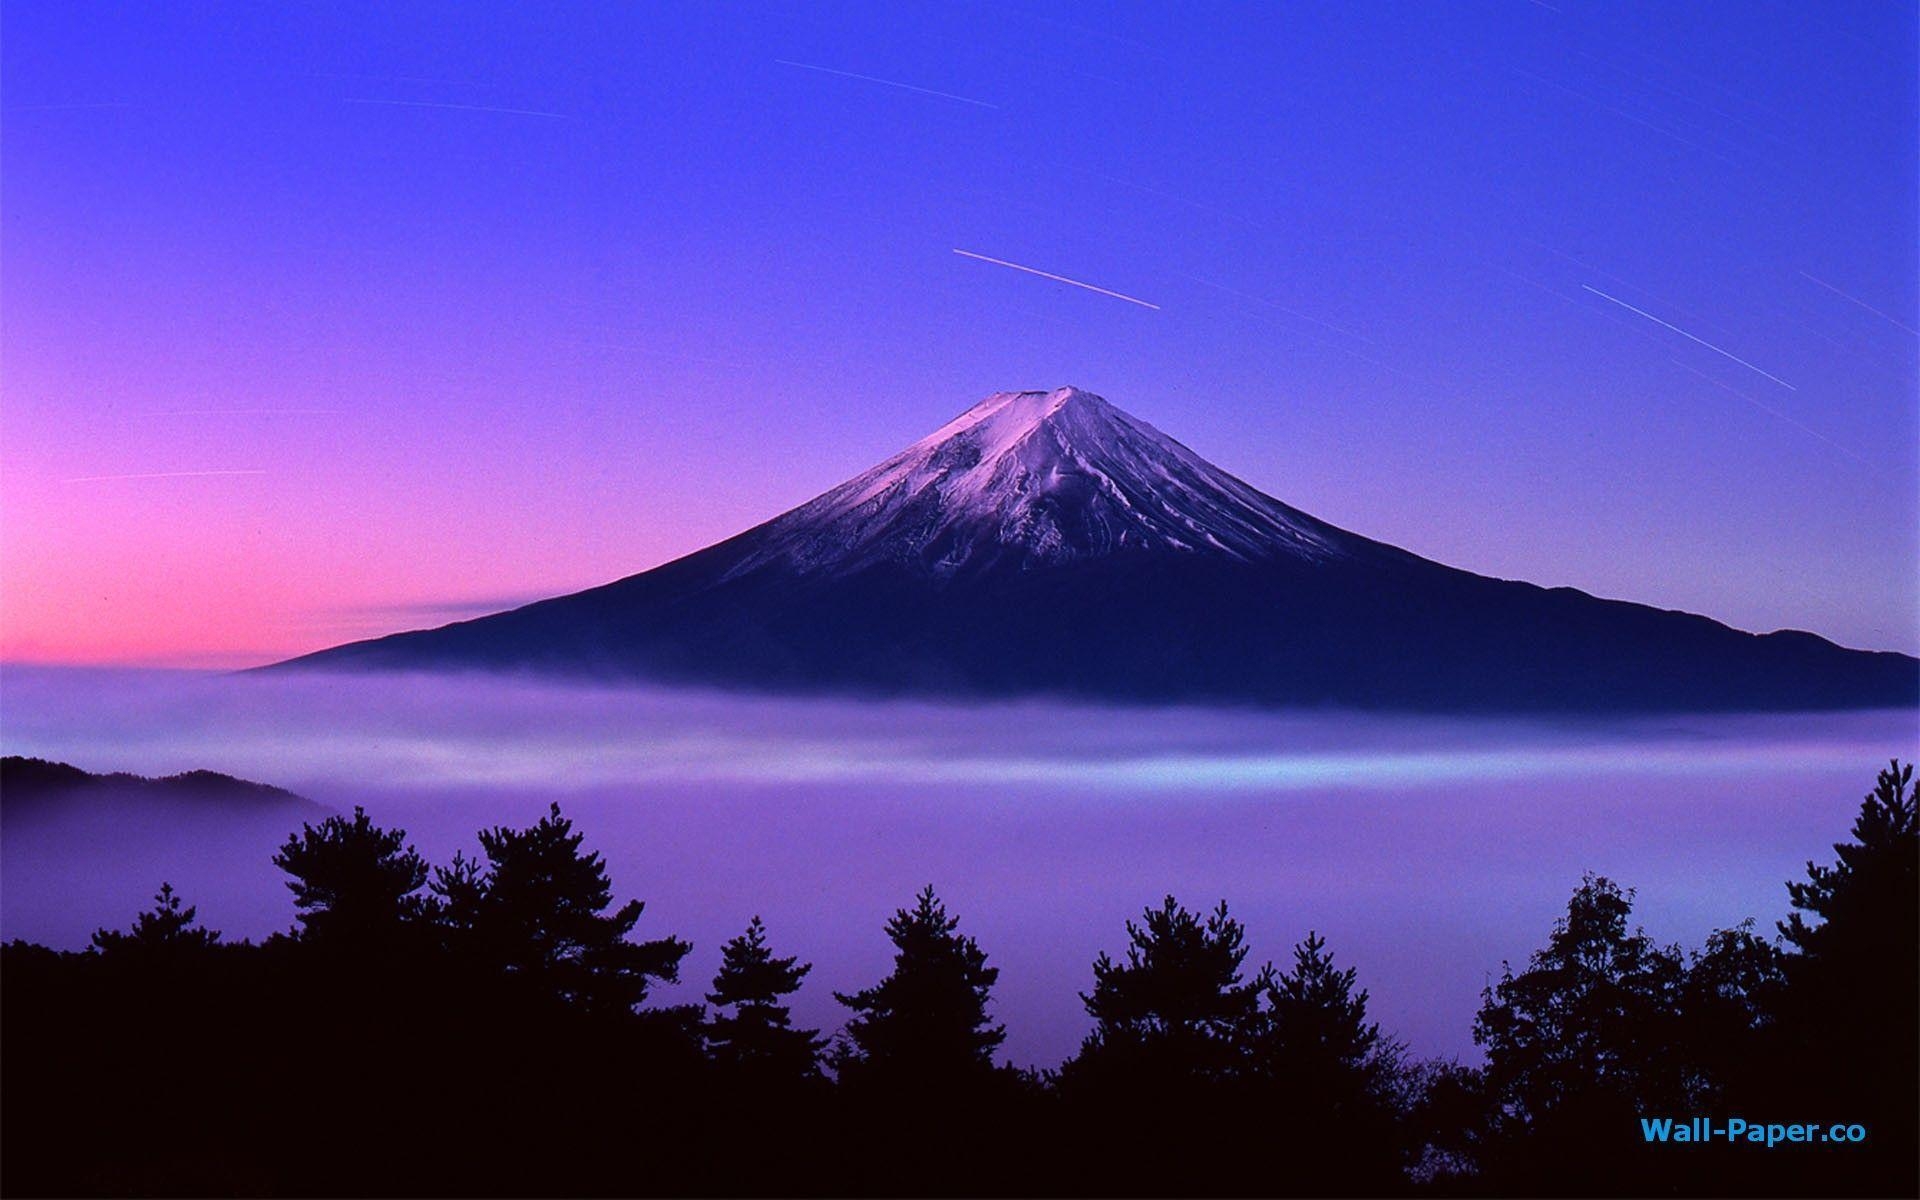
top-left (3, 0), bottom-right (1916, 667)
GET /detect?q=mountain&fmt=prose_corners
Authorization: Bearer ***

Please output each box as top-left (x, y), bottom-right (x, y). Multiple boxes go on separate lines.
top-left (279, 387), bottom-right (1917, 712)
top-left (0, 756), bottom-right (320, 818)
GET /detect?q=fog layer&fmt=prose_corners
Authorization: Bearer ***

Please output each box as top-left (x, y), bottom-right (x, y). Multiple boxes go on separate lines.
top-left (4, 666), bottom-right (1912, 1066)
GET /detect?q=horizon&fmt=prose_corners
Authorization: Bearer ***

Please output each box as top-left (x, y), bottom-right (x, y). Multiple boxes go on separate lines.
top-left (8, 376), bottom-right (1914, 668)
top-left (6, 377), bottom-right (1915, 672)
top-left (4, 1), bottom-right (1917, 667)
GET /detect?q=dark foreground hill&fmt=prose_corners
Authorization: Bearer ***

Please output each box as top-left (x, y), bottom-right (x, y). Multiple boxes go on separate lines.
top-left (279, 387), bottom-right (1917, 713)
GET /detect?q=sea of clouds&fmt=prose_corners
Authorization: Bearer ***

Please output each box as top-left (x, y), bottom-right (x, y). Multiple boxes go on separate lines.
top-left (4, 664), bottom-right (1912, 1067)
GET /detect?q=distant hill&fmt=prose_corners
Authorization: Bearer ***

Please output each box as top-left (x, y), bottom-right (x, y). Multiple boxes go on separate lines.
top-left (1, 756), bottom-right (320, 816)
top-left (279, 387), bottom-right (1917, 713)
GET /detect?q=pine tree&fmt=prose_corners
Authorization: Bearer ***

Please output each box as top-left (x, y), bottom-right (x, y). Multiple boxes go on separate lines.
top-left (469, 803), bottom-right (690, 1013)
top-left (706, 916), bottom-right (824, 1082)
top-left (833, 886), bottom-right (1004, 1089)
top-left (1069, 896), bottom-right (1265, 1091)
top-left (1779, 759), bottom-right (1917, 962)
top-left (427, 850), bottom-right (486, 948)
top-left (1254, 932), bottom-right (1411, 1191)
top-left (90, 882), bottom-right (221, 959)
top-left (1258, 931), bottom-right (1396, 1100)
top-left (1771, 760), bottom-right (1917, 1188)
top-left (273, 806), bottom-right (427, 947)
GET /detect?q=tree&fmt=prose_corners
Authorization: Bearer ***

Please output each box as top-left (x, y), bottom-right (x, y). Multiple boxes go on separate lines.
top-left (273, 807), bottom-right (427, 947)
top-left (833, 886), bottom-right (1004, 1089)
top-left (1676, 920), bottom-right (1784, 1106)
top-left (706, 916), bottom-right (825, 1083)
top-left (1257, 931), bottom-right (1399, 1101)
top-left (427, 850), bottom-right (486, 947)
top-left (1402, 1059), bottom-right (1490, 1189)
top-left (465, 803), bottom-right (690, 1014)
top-left (90, 883), bottom-right (221, 959)
top-left (1770, 760), bottom-right (1917, 1190)
top-left (1068, 896), bottom-right (1265, 1092)
top-left (1246, 933), bottom-right (1413, 1191)
top-left (1467, 876), bottom-right (1695, 1192)
top-left (1474, 875), bottom-right (1687, 1136)
top-left (1780, 759), bottom-right (1917, 966)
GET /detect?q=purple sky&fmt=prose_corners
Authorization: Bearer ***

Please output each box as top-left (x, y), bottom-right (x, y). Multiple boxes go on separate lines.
top-left (3, 1), bottom-right (1915, 665)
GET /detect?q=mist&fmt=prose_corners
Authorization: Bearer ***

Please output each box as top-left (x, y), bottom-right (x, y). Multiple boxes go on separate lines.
top-left (3, 665), bottom-right (1912, 1067)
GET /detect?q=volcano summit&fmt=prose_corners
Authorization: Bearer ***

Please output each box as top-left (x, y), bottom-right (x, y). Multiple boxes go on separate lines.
top-left (283, 387), bottom-right (1916, 712)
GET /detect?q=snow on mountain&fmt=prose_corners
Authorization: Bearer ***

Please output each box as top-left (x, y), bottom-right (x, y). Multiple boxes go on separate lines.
top-left (722, 386), bottom-right (1352, 581)
top-left (278, 384), bottom-right (1918, 713)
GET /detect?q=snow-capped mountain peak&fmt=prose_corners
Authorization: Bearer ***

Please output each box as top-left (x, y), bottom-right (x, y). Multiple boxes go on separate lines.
top-left (283, 384), bottom-right (1918, 713)
top-left (723, 386), bottom-right (1351, 580)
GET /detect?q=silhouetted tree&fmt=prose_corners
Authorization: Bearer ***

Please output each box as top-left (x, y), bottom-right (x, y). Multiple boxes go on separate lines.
top-left (1258, 931), bottom-right (1404, 1102)
top-left (1779, 759), bottom-right (1917, 974)
top-left (9, 760), bottom-right (1916, 1197)
top-left (273, 806), bottom-right (427, 947)
top-left (1675, 919), bottom-right (1783, 1106)
top-left (427, 849), bottom-right (486, 950)
top-left (1248, 933), bottom-right (1413, 1191)
top-left (466, 803), bottom-right (690, 1014)
top-left (833, 886), bottom-right (1005, 1090)
top-left (1473, 873), bottom-right (1686, 1189)
top-left (706, 915), bottom-right (824, 1083)
top-left (1769, 759), bottom-right (1917, 1193)
top-left (90, 882), bottom-right (221, 959)
top-left (1067, 896), bottom-right (1264, 1094)
top-left (1402, 1059), bottom-right (1489, 1189)
top-left (1258, 932), bottom-right (1387, 1081)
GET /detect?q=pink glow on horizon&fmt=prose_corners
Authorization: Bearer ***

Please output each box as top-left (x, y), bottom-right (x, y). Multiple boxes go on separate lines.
top-left (0, 444), bottom-right (708, 668)
top-left (0, 354), bottom-right (831, 667)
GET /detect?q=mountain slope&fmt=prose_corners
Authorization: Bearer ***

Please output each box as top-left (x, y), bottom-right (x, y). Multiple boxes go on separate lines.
top-left (279, 387), bottom-right (1917, 713)
top-left (720, 387), bottom-right (1354, 579)
top-left (0, 756), bottom-right (321, 818)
